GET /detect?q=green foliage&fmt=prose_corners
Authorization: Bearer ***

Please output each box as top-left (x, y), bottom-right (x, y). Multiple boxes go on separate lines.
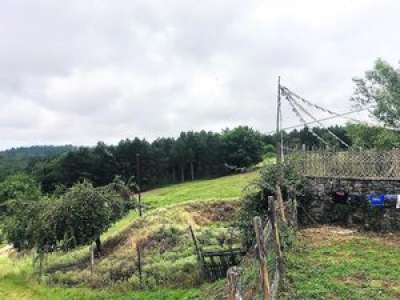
top-left (0, 174), bottom-right (42, 249)
top-left (55, 181), bottom-right (113, 251)
top-left (237, 162), bottom-right (302, 248)
top-left (352, 58), bottom-right (400, 127)
top-left (281, 126), bottom-right (351, 150)
top-left (0, 174), bottom-right (41, 204)
top-left (262, 144), bottom-right (275, 159)
top-left (26, 127), bottom-right (265, 193)
top-left (0, 145), bottom-right (73, 182)
top-left (346, 123), bottom-right (400, 150)
top-left (222, 126), bottom-right (264, 168)
top-left (2, 177), bottom-right (137, 253)
top-left (2, 199), bottom-right (46, 251)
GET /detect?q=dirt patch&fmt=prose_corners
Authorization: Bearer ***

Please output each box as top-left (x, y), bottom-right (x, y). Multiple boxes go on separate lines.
top-left (0, 245), bottom-right (15, 257)
top-left (300, 225), bottom-right (400, 249)
top-left (299, 226), bottom-right (359, 247)
top-left (184, 201), bottom-right (240, 225)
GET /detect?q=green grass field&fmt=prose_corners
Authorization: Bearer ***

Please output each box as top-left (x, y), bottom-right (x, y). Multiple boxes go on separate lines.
top-left (286, 226), bottom-right (400, 300)
top-left (143, 172), bottom-right (257, 208)
top-left (0, 172), bottom-right (257, 300)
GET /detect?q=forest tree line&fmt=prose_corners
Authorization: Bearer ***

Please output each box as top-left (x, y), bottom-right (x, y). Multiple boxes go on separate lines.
top-left (2, 123), bottom-right (400, 194)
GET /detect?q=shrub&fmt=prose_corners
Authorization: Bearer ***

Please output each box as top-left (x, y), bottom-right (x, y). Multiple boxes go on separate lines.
top-left (237, 162), bottom-right (303, 248)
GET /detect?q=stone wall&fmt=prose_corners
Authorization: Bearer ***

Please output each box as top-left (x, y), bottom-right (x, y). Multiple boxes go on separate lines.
top-left (300, 176), bottom-right (400, 231)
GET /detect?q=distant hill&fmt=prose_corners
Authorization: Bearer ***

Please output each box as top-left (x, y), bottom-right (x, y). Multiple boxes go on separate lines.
top-left (0, 145), bottom-right (76, 181)
top-left (0, 145), bottom-right (76, 159)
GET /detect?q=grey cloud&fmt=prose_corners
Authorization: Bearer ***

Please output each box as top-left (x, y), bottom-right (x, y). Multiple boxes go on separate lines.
top-left (0, 0), bottom-right (400, 149)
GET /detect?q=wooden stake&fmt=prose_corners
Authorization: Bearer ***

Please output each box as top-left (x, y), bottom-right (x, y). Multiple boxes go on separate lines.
top-left (291, 188), bottom-right (298, 230)
top-left (268, 196), bottom-right (283, 262)
top-left (275, 184), bottom-right (287, 224)
top-left (38, 251), bottom-right (43, 281)
top-left (136, 153), bottom-right (143, 217)
top-left (136, 243), bottom-right (143, 289)
top-left (189, 226), bottom-right (202, 262)
top-left (268, 196), bottom-right (286, 298)
top-left (253, 216), bottom-right (271, 300)
top-left (90, 242), bottom-right (95, 276)
top-left (227, 266), bottom-right (243, 300)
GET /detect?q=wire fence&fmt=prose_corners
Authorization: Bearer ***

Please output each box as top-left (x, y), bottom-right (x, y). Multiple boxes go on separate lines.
top-left (286, 148), bottom-right (400, 179)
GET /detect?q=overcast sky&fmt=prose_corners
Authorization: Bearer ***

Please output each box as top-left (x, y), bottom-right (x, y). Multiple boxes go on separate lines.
top-left (1, 0), bottom-right (399, 150)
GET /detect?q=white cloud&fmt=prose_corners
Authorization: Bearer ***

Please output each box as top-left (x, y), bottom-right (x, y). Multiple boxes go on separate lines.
top-left (0, 0), bottom-right (399, 149)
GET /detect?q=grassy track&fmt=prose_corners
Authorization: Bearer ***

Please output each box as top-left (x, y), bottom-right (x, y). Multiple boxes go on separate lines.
top-left (286, 226), bottom-right (400, 300)
top-left (0, 172), bottom-right (257, 300)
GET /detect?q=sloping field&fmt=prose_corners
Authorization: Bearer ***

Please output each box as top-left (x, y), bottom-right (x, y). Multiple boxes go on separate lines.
top-left (0, 172), bottom-right (257, 300)
top-left (286, 226), bottom-right (400, 300)
top-left (143, 172), bottom-right (257, 208)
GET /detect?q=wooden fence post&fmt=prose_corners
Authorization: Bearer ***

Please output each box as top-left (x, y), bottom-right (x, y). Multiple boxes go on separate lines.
top-left (268, 196), bottom-right (286, 299)
top-left (136, 153), bottom-right (143, 217)
top-left (227, 266), bottom-right (243, 300)
top-left (268, 196), bottom-right (283, 259)
top-left (288, 187), bottom-right (298, 230)
top-left (38, 251), bottom-right (43, 281)
top-left (189, 225), bottom-right (204, 280)
top-left (136, 243), bottom-right (143, 289)
top-left (90, 242), bottom-right (95, 276)
top-left (253, 216), bottom-right (271, 300)
top-left (275, 184), bottom-right (287, 224)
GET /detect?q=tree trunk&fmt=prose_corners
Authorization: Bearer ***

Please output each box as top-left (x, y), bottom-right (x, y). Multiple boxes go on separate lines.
top-left (172, 167), bottom-right (176, 182)
top-left (181, 165), bottom-right (185, 182)
top-left (190, 161), bottom-right (195, 181)
top-left (95, 237), bottom-right (102, 256)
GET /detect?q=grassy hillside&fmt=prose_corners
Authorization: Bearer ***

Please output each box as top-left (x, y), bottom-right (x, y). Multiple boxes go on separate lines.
top-left (0, 171), bottom-right (257, 300)
top-left (285, 226), bottom-right (400, 300)
top-left (143, 172), bottom-right (257, 208)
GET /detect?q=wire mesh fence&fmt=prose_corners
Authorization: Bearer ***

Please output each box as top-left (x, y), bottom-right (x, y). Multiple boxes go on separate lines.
top-left (286, 148), bottom-right (400, 179)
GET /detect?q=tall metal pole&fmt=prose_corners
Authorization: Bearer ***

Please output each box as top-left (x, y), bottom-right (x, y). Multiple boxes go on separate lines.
top-left (275, 77), bottom-right (288, 223)
top-left (276, 76), bottom-right (282, 163)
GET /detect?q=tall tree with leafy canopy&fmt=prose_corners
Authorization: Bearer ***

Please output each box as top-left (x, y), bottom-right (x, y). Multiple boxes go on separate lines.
top-left (0, 174), bottom-right (41, 204)
top-left (352, 58), bottom-right (400, 127)
top-left (222, 126), bottom-right (264, 168)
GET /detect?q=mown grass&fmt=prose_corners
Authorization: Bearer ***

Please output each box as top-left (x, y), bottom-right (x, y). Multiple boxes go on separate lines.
top-left (285, 227), bottom-right (400, 300)
top-left (143, 172), bottom-right (257, 208)
top-left (0, 276), bottom-right (201, 300)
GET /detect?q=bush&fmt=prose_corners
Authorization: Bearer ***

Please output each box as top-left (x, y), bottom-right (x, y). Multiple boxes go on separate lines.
top-left (237, 162), bottom-right (303, 248)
